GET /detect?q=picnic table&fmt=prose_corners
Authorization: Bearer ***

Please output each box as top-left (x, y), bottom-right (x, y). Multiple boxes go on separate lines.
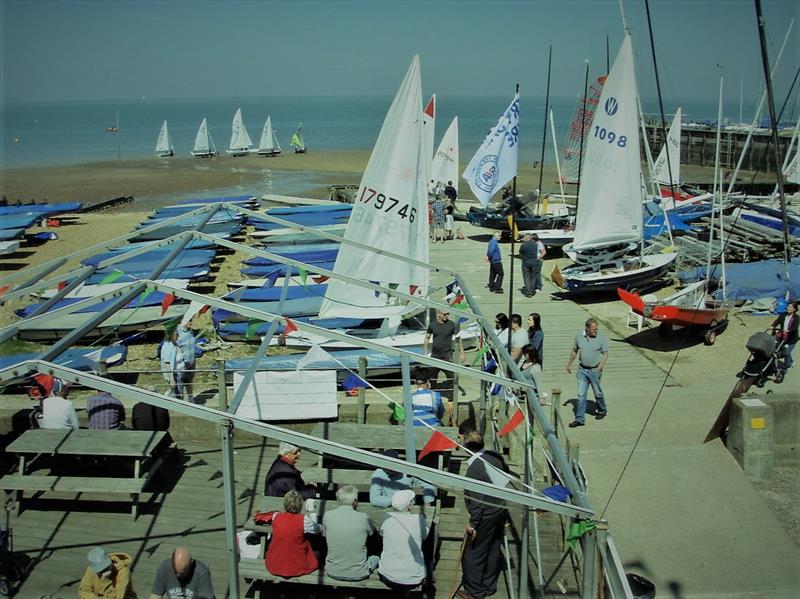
top-left (1, 428), bottom-right (169, 519)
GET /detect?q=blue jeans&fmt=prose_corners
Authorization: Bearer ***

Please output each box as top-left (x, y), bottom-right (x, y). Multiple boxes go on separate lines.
top-left (780, 342), bottom-right (795, 371)
top-left (576, 366), bottom-right (606, 423)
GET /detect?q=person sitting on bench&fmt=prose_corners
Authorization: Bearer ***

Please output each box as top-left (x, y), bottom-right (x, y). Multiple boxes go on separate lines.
top-left (370, 449), bottom-right (435, 507)
top-left (377, 489), bottom-right (429, 591)
top-left (265, 490), bottom-right (321, 578)
top-left (264, 442), bottom-right (316, 499)
top-left (323, 484), bottom-right (380, 581)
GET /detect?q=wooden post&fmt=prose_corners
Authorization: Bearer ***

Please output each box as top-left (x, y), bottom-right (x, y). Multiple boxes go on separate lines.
top-left (357, 356), bottom-right (367, 424)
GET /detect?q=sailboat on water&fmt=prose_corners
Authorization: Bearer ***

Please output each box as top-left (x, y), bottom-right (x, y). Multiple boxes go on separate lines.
top-left (290, 123), bottom-right (307, 153)
top-left (227, 108), bottom-right (253, 157)
top-left (255, 116), bottom-right (282, 156)
top-left (431, 116), bottom-right (459, 191)
top-left (191, 118), bottom-right (216, 158)
top-left (154, 120), bottom-right (174, 157)
top-left (552, 34), bottom-right (677, 293)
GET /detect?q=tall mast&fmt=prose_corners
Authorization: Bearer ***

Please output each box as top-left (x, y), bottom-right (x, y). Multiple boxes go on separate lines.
top-left (536, 45), bottom-right (553, 214)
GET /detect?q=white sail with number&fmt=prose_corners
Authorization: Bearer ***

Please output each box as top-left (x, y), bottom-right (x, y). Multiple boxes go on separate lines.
top-left (431, 116), bottom-right (459, 192)
top-left (155, 120), bottom-right (174, 157)
top-left (319, 55), bottom-right (429, 319)
top-left (652, 107), bottom-right (682, 187)
top-left (572, 34), bottom-right (642, 252)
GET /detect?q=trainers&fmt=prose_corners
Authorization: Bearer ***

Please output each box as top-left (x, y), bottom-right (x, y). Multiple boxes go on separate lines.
top-left (494, 289), bottom-right (504, 294)
top-left (595, 411), bottom-right (607, 420)
top-left (568, 420), bottom-right (584, 428)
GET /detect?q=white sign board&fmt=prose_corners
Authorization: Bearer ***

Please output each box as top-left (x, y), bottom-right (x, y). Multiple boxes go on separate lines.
top-left (233, 370), bottom-right (338, 421)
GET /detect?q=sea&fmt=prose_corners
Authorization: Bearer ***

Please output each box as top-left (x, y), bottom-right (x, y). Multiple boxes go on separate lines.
top-left (1, 94), bottom-right (754, 171)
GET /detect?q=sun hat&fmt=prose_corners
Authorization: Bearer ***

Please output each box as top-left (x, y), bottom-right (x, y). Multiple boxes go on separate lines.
top-left (87, 546), bottom-right (112, 573)
top-left (390, 489), bottom-right (416, 511)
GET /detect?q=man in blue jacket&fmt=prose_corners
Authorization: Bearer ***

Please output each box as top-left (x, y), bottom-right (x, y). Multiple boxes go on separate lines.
top-left (486, 232), bottom-right (503, 293)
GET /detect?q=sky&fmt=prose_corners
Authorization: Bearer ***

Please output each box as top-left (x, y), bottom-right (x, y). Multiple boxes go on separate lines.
top-left (2, 0), bottom-right (799, 106)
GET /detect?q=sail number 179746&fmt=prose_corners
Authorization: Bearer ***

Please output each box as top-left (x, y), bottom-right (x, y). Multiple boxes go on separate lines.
top-left (593, 126), bottom-right (628, 148)
top-left (359, 187), bottom-right (417, 222)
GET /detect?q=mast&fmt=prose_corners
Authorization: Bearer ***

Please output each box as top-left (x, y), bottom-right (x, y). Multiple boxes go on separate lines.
top-left (709, 74), bottom-right (725, 299)
top-left (507, 82), bottom-right (520, 353)
top-left (550, 109), bottom-right (567, 200)
top-left (575, 60), bottom-right (589, 208)
top-left (755, 0), bottom-right (792, 268)
top-left (536, 45), bottom-right (553, 215)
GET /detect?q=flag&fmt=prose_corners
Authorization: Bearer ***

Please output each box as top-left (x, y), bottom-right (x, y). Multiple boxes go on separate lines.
top-left (567, 520), bottom-right (597, 550)
top-left (57, 281), bottom-right (68, 291)
top-left (448, 293), bottom-right (466, 307)
top-left (409, 284), bottom-right (418, 295)
top-left (491, 383), bottom-right (503, 396)
top-left (482, 358), bottom-right (498, 373)
top-left (418, 431), bottom-right (458, 462)
top-left (283, 317), bottom-right (299, 336)
top-left (0, 285), bottom-right (10, 297)
top-left (484, 461), bottom-right (514, 488)
top-left (390, 402), bottom-right (406, 423)
top-left (181, 300), bottom-right (208, 326)
top-left (541, 484), bottom-right (572, 503)
top-left (498, 408), bottom-right (525, 437)
top-left (463, 93), bottom-right (520, 208)
top-left (471, 344), bottom-right (491, 367)
top-left (299, 267), bottom-right (308, 288)
top-left (343, 372), bottom-right (367, 396)
top-left (445, 280), bottom-right (461, 295)
top-left (160, 293), bottom-right (176, 316)
top-left (137, 287), bottom-right (155, 307)
top-left (98, 269), bottom-right (125, 285)
top-left (313, 275), bottom-right (329, 284)
top-left (245, 319), bottom-right (263, 340)
top-left (296, 343), bottom-right (334, 370)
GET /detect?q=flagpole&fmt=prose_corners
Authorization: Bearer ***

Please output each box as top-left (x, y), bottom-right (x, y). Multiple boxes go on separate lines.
top-left (507, 83), bottom-right (519, 357)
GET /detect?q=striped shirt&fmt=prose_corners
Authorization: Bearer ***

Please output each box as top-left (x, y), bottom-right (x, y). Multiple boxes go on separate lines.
top-left (87, 392), bottom-right (125, 430)
top-left (411, 389), bottom-right (444, 426)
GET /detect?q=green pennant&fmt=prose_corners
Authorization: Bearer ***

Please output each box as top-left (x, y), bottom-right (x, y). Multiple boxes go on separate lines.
top-left (452, 301), bottom-right (469, 311)
top-left (98, 269), bottom-right (125, 285)
top-left (299, 267), bottom-right (308, 289)
top-left (245, 318), bottom-right (263, 340)
top-left (390, 401), bottom-right (405, 423)
top-left (137, 287), bottom-right (155, 306)
top-left (163, 316), bottom-right (181, 335)
top-left (470, 343), bottom-right (491, 367)
top-left (388, 283), bottom-right (399, 290)
top-left (566, 520), bottom-right (596, 551)
top-left (526, 425), bottom-right (536, 447)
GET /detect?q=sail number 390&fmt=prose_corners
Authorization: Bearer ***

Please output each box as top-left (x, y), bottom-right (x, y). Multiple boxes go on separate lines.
top-left (359, 187), bottom-right (416, 222)
top-left (594, 126), bottom-right (628, 148)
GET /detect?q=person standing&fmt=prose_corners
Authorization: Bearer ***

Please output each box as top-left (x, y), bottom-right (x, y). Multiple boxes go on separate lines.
top-left (496, 314), bottom-right (528, 361)
top-left (410, 375), bottom-right (446, 427)
top-left (431, 195), bottom-right (447, 243)
top-left (533, 233), bottom-right (546, 291)
top-left (87, 390), bottom-right (126, 430)
top-left (458, 431), bottom-right (509, 599)
top-left (772, 300), bottom-right (798, 380)
top-left (149, 546), bottom-right (214, 599)
top-left (176, 320), bottom-right (197, 403)
top-left (526, 312), bottom-right (547, 400)
top-left (160, 328), bottom-right (184, 399)
top-left (323, 485), bottom-right (379, 581)
top-left (565, 318), bottom-right (609, 427)
top-left (486, 232), bottom-right (504, 293)
top-left (79, 546), bottom-right (137, 599)
top-left (424, 309), bottom-right (465, 407)
top-left (444, 180), bottom-right (458, 205)
top-left (518, 233), bottom-right (540, 297)
top-left (444, 204), bottom-right (455, 240)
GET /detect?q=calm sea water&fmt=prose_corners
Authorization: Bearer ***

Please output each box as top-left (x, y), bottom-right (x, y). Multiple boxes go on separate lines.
top-left (1, 95), bottom-right (750, 170)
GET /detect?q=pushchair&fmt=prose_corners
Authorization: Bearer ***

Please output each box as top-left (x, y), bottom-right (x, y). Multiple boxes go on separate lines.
top-left (737, 331), bottom-right (786, 388)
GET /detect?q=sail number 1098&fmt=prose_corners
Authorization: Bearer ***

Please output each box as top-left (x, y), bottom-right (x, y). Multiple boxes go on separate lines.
top-left (359, 187), bottom-right (416, 222)
top-left (594, 126), bottom-right (628, 148)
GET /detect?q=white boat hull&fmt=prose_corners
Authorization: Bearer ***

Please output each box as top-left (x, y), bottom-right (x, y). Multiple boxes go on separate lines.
top-left (553, 252), bottom-right (677, 294)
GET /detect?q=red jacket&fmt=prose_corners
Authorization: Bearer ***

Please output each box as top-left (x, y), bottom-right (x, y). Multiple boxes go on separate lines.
top-left (265, 512), bottom-right (318, 577)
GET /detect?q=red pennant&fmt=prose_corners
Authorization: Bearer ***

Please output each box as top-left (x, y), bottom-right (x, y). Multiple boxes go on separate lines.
top-left (160, 293), bottom-right (176, 316)
top-left (284, 317), bottom-right (299, 335)
top-left (409, 285), bottom-right (418, 295)
top-left (498, 408), bottom-right (525, 437)
top-left (313, 276), bottom-right (329, 284)
top-left (424, 95), bottom-right (436, 118)
top-left (57, 281), bottom-right (68, 291)
top-left (418, 431), bottom-right (458, 462)
top-left (0, 285), bottom-right (10, 297)
top-left (198, 304), bottom-right (210, 315)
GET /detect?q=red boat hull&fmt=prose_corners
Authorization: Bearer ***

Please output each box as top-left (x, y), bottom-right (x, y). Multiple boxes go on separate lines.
top-left (617, 288), bottom-right (729, 328)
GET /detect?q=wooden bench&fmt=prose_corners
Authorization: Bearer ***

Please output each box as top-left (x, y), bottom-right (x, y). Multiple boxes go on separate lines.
top-left (2, 428), bottom-right (169, 519)
top-left (238, 558), bottom-right (398, 591)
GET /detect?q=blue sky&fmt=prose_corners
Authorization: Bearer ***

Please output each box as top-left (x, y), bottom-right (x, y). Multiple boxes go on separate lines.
top-left (2, 0), bottom-right (798, 105)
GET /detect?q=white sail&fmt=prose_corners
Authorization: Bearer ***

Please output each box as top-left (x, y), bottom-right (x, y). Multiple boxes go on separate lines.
top-left (784, 124), bottom-right (800, 184)
top-left (319, 55), bottom-right (429, 319)
top-left (228, 108), bottom-right (253, 153)
top-left (155, 120), bottom-right (173, 156)
top-left (192, 118), bottom-right (216, 156)
top-left (257, 116), bottom-right (281, 154)
top-left (431, 116), bottom-right (459, 192)
top-left (572, 35), bottom-right (643, 251)
top-left (422, 94), bottom-right (436, 169)
top-left (652, 107), bottom-right (682, 187)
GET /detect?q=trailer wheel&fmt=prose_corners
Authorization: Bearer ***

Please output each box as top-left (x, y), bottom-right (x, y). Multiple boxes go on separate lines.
top-left (658, 322), bottom-right (672, 338)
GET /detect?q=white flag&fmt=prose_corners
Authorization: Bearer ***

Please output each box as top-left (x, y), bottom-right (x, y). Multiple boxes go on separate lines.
top-left (296, 343), bottom-right (335, 371)
top-left (463, 93), bottom-right (520, 208)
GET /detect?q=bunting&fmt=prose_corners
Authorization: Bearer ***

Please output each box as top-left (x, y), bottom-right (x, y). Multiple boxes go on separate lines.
top-left (343, 372), bottom-right (367, 397)
top-left (137, 287), bottom-right (155, 307)
top-left (567, 520), bottom-right (597, 550)
top-left (57, 281), bottom-right (68, 291)
top-left (98, 269), bottom-right (125, 285)
top-left (471, 344), bottom-right (491, 367)
top-left (498, 408), bottom-right (525, 437)
top-left (296, 343), bottom-right (335, 370)
top-left (298, 267), bottom-right (308, 288)
top-left (0, 285), bottom-right (10, 297)
top-left (418, 431), bottom-right (458, 462)
top-left (160, 293), bottom-right (176, 316)
top-left (283, 317), bottom-right (299, 336)
top-left (264, 272), bottom-right (280, 288)
top-left (313, 275), bottom-right (329, 284)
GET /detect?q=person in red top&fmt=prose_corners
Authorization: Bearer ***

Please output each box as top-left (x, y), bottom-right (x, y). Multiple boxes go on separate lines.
top-left (265, 490), bottom-right (322, 578)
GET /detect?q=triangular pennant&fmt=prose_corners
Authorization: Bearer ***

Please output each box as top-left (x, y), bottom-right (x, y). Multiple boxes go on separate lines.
top-left (57, 281), bottom-right (68, 291)
top-left (448, 294), bottom-right (465, 306)
top-left (567, 520), bottom-right (597, 551)
top-left (343, 372), bottom-right (367, 396)
top-left (498, 408), bottom-right (525, 437)
top-left (390, 401), bottom-right (406, 423)
top-left (296, 343), bottom-right (334, 370)
top-left (418, 431), bottom-right (458, 462)
top-left (484, 461), bottom-right (515, 488)
top-left (0, 285), bottom-right (10, 297)
top-left (137, 287), bottom-right (155, 307)
top-left (181, 300), bottom-right (207, 326)
top-left (313, 275), bottom-right (329, 284)
top-left (482, 358), bottom-right (498, 373)
top-left (470, 344), bottom-right (491, 367)
top-left (409, 285), bottom-right (419, 295)
top-left (491, 383), bottom-right (503, 396)
top-left (198, 304), bottom-right (210, 315)
top-left (388, 282), bottom-right (399, 291)
top-left (160, 292), bottom-right (176, 316)
top-left (98, 269), bottom-right (125, 285)
top-left (283, 317), bottom-right (299, 336)
top-left (445, 280), bottom-right (460, 295)
top-left (370, 280), bottom-right (381, 298)
top-left (299, 267), bottom-right (308, 288)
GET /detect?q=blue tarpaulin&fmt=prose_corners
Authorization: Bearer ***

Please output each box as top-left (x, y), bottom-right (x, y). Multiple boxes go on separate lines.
top-left (678, 257), bottom-right (800, 300)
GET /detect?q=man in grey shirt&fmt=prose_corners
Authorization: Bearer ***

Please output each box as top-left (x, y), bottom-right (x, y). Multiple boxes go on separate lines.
top-left (322, 485), bottom-right (379, 581)
top-left (565, 318), bottom-right (609, 427)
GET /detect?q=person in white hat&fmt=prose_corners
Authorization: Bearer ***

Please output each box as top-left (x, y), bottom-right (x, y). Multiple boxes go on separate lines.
top-left (78, 545), bottom-right (137, 599)
top-left (377, 489), bottom-right (430, 591)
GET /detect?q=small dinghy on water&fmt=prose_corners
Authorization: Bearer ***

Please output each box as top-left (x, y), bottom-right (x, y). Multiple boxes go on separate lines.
top-left (255, 116), bottom-right (282, 156)
top-left (227, 108), bottom-right (254, 157)
top-left (290, 123), bottom-right (307, 153)
top-left (552, 34), bottom-right (676, 293)
top-left (154, 120), bottom-right (174, 157)
top-left (191, 118), bottom-right (217, 157)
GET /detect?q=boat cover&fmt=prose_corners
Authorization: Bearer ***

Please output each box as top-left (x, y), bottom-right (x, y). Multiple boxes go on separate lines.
top-left (251, 212), bottom-right (350, 231)
top-left (0, 345), bottom-right (127, 372)
top-left (241, 262), bottom-right (336, 278)
top-left (216, 317), bottom-right (372, 340)
top-left (0, 202), bottom-right (83, 216)
top-left (86, 266), bottom-right (209, 284)
top-left (225, 347), bottom-right (422, 372)
top-left (244, 249), bottom-right (338, 266)
top-left (82, 248), bottom-right (216, 267)
top-left (16, 290), bottom-right (178, 318)
top-left (678, 257), bottom-right (800, 300)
